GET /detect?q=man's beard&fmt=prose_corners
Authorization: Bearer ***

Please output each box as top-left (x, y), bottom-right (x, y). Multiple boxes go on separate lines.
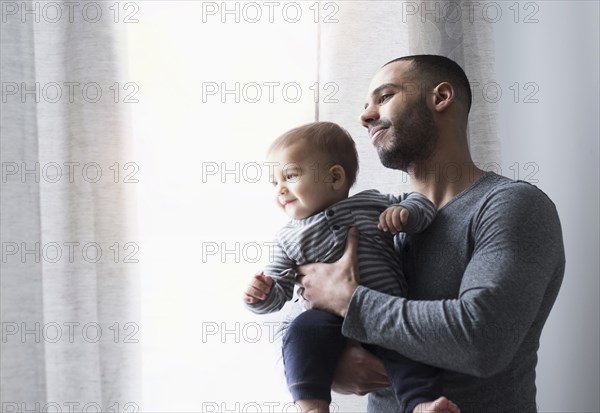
top-left (377, 98), bottom-right (438, 172)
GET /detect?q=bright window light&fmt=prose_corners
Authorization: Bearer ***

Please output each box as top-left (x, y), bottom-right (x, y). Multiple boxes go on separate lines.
top-left (126, 2), bottom-right (320, 410)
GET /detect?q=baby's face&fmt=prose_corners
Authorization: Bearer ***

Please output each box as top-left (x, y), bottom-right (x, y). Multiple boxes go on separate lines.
top-left (268, 145), bottom-right (340, 220)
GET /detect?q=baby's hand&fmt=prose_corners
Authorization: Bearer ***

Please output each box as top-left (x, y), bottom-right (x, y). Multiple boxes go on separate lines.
top-left (243, 272), bottom-right (273, 304)
top-left (378, 206), bottom-right (409, 234)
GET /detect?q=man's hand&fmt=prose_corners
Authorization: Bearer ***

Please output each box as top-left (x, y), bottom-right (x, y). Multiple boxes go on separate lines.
top-left (331, 340), bottom-right (390, 395)
top-left (297, 227), bottom-right (360, 317)
top-left (378, 205), bottom-right (409, 234)
top-left (243, 271), bottom-right (273, 304)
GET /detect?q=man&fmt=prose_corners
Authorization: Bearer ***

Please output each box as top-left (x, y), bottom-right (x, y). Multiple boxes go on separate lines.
top-left (298, 55), bottom-right (565, 412)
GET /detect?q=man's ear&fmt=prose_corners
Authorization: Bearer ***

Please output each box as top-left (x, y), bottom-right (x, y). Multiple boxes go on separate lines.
top-left (329, 165), bottom-right (347, 190)
top-left (431, 82), bottom-right (455, 112)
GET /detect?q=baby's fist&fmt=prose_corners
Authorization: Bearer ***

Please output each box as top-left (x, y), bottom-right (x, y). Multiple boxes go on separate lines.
top-left (378, 206), bottom-right (409, 234)
top-left (243, 272), bottom-right (274, 304)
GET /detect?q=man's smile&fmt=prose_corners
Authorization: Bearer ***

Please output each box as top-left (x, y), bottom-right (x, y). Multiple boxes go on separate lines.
top-left (370, 125), bottom-right (389, 143)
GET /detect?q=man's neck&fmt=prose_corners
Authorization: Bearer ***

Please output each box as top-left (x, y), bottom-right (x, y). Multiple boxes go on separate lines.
top-left (409, 157), bottom-right (486, 209)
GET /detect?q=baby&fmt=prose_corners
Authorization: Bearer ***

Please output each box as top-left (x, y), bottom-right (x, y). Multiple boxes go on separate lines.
top-left (243, 122), bottom-right (459, 413)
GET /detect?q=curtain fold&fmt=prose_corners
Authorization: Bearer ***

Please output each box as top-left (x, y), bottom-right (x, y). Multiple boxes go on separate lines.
top-left (317, 1), bottom-right (412, 197)
top-left (407, 0), bottom-right (501, 166)
top-left (1, 1), bottom-right (140, 409)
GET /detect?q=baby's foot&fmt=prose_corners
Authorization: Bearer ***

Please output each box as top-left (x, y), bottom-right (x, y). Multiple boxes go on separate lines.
top-left (413, 396), bottom-right (460, 413)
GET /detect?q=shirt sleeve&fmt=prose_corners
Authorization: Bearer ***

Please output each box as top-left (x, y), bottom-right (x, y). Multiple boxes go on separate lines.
top-left (245, 238), bottom-right (297, 314)
top-left (341, 183), bottom-right (565, 377)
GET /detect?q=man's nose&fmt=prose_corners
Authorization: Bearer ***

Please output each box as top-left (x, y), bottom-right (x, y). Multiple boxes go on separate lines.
top-left (359, 104), bottom-right (380, 127)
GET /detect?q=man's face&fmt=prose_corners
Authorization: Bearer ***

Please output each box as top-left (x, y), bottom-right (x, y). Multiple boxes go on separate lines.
top-left (359, 61), bottom-right (438, 172)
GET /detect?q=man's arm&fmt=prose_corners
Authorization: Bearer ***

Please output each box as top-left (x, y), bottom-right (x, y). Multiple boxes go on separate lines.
top-left (302, 183), bottom-right (565, 377)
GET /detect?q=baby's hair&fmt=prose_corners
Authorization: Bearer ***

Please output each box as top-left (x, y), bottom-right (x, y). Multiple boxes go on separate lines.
top-left (268, 121), bottom-right (359, 188)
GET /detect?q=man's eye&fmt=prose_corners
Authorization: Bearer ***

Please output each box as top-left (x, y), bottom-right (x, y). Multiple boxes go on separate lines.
top-left (381, 94), bottom-right (393, 103)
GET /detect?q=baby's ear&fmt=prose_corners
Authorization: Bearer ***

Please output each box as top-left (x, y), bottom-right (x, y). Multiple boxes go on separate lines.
top-left (329, 164), bottom-right (347, 190)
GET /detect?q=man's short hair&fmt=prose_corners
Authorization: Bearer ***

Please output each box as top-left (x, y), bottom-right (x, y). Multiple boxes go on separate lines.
top-left (384, 55), bottom-right (472, 111)
top-left (268, 121), bottom-right (359, 188)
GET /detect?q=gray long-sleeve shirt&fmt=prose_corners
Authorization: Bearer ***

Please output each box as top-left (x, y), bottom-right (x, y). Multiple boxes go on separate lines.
top-left (342, 172), bottom-right (565, 412)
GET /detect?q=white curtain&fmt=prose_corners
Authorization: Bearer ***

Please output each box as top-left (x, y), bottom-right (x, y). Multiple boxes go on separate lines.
top-left (407, 0), bottom-right (500, 167)
top-left (316, 1), bottom-right (499, 410)
top-left (1, 1), bottom-right (140, 409)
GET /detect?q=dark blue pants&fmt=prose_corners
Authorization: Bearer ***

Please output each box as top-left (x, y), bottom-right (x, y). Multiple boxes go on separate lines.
top-left (282, 309), bottom-right (442, 413)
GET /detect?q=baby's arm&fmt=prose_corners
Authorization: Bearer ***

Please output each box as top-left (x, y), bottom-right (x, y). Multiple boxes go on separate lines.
top-left (379, 192), bottom-right (437, 234)
top-left (243, 240), bottom-right (297, 314)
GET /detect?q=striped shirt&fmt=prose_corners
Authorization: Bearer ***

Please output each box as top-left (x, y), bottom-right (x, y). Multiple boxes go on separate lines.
top-left (248, 190), bottom-right (437, 314)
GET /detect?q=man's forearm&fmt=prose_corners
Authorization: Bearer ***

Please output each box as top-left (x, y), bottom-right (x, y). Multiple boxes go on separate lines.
top-left (341, 265), bottom-right (559, 378)
top-left (342, 286), bottom-right (503, 376)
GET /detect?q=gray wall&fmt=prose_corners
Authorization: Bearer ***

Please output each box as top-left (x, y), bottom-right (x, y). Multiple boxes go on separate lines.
top-left (493, 2), bottom-right (599, 411)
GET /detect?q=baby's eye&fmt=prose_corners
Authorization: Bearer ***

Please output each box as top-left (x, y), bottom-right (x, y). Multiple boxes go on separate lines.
top-left (286, 173), bottom-right (298, 180)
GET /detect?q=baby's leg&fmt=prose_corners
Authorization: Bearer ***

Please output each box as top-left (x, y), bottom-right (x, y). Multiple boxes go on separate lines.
top-left (295, 399), bottom-right (330, 413)
top-left (413, 397), bottom-right (460, 413)
top-left (366, 345), bottom-right (445, 413)
top-left (282, 309), bottom-right (346, 413)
